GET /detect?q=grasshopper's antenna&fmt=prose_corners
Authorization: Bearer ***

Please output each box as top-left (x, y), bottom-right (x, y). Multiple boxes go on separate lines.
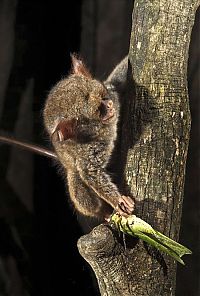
top-left (0, 134), bottom-right (57, 159)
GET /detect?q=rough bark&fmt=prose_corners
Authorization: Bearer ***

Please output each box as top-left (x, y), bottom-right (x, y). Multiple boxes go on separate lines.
top-left (78, 1), bottom-right (200, 295)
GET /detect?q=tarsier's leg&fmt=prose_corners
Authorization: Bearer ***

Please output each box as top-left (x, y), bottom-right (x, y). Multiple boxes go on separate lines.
top-left (67, 170), bottom-right (112, 218)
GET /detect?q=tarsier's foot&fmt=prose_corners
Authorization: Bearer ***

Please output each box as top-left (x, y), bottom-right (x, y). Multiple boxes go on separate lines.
top-left (116, 195), bottom-right (135, 217)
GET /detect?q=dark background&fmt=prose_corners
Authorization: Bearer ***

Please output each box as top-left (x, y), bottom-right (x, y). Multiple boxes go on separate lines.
top-left (0, 1), bottom-right (199, 295)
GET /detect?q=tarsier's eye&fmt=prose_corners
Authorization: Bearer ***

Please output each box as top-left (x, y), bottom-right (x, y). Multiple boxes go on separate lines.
top-left (102, 95), bottom-right (110, 101)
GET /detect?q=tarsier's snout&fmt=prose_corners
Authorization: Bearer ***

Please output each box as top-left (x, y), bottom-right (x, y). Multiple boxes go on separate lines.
top-left (102, 100), bottom-right (115, 123)
top-left (106, 99), bottom-right (113, 109)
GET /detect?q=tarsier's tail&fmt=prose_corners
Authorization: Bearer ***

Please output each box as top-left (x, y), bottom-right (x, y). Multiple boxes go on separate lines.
top-left (0, 134), bottom-right (57, 159)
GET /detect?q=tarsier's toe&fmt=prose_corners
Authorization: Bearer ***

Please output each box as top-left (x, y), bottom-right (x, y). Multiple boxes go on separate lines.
top-left (116, 195), bottom-right (135, 217)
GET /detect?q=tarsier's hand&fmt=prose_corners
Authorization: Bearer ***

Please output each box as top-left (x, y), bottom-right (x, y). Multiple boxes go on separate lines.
top-left (116, 195), bottom-right (135, 217)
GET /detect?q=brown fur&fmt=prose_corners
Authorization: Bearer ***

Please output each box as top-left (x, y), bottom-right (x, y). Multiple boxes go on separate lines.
top-left (43, 55), bottom-right (134, 220)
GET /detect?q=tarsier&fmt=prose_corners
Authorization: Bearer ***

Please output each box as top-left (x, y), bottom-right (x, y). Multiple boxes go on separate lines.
top-left (0, 55), bottom-right (134, 220)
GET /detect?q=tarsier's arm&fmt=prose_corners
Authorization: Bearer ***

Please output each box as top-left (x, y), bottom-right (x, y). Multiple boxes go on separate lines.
top-left (77, 163), bottom-right (134, 217)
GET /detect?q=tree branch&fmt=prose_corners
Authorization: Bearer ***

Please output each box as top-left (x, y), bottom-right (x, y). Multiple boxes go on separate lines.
top-left (78, 1), bottom-right (200, 295)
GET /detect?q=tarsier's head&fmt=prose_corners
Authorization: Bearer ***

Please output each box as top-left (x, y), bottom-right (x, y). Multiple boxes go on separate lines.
top-left (43, 54), bottom-right (118, 145)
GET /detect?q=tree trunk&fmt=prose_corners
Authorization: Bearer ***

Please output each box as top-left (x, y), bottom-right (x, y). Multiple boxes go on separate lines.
top-left (77, 1), bottom-right (200, 295)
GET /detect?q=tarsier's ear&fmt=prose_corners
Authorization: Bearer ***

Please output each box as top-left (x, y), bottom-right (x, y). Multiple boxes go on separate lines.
top-left (51, 118), bottom-right (77, 143)
top-left (70, 53), bottom-right (92, 78)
